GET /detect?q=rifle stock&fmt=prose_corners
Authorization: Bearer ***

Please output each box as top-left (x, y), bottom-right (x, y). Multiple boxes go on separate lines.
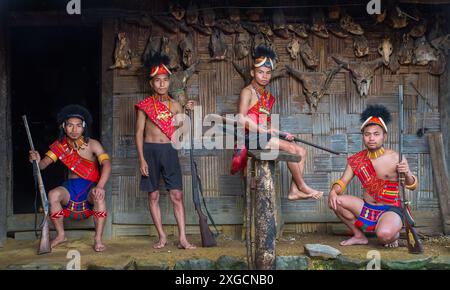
top-left (22, 115), bottom-right (51, 255)
top-left (398, 86), bottom-right (423, 254)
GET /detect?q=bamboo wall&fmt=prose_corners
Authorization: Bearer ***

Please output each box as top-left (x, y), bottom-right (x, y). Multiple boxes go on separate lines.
top-left (109, 14), bottom-right (444, 236)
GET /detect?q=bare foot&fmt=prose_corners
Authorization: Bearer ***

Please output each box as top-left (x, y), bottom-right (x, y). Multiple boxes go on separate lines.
top-left (177, 241), bottom-right (196, 250)
top-left (50, 235), bottom-right (67, 249)
top-left (288, 182), bottom-right (323, 200)
top-left (383, 240), bottom-right (399, 248)
top-left (298, 183), bottom-right (324, 199)
top-left (94, 239), bottom-right (106, 252)
top-left (153, 237), bottom-right (167, 249)
top-left (340, 236), bottom-right (369, 246)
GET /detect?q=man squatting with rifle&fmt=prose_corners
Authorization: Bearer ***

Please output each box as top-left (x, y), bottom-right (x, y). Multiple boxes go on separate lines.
top-left (28, 105), bottom-right (111, 252)
top-left (135, 52), bottom-right (196, 250)
top-left (231, 44), bottom-right (323, 200)
top-left (328, 105), bottom-right (417, 248)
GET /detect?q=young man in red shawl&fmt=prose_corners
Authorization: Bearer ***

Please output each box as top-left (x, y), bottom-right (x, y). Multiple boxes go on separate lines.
top-left (28, 105), bottom-right (111, 252)
top-left (328, 105), bottom-right (418, 248)
top-left (135, 53), bottom-right (196, 250)
top-left (231, 45), bottom-right (323, 200)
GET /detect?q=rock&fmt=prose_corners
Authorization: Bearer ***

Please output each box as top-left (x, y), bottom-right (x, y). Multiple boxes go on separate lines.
top-left (335, 255), bottom-right (368, 270)
top-left (174, 259), bottom-right (216, 270)
top-left (6, 262), bottom-right (66, 270)
top-left (425, 256), bottom-right (450, 270)
top-left (276, 256), bottom-right (309, 270)
top-left (135, 261), bottom-right (169, 270)
top-left (87, 259), bottom-right (136, 270)
top-left (216, 256), bottom-right (247, 270)
top-left (304, 244), bottom-right (341, 260)
top-left (382, 256), bottom-right (433, 270)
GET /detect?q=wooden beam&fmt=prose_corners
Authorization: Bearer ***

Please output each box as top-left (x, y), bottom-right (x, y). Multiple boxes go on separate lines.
top-left (0, 0), bottom-right (8, 247)
top-left (100, 18), bottom-right (115, 240)
top-left (428, 133), bottom-right (450, 234)
top-left (440, 53), bottom-right (450, 192)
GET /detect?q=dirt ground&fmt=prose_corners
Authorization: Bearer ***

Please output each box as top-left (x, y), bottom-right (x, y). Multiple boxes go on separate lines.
top-left (0, 233), bottom-right (449, 269)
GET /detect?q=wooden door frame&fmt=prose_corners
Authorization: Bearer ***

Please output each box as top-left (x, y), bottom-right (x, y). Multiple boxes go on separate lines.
top-left (3, 11), bottom-right (114, 240)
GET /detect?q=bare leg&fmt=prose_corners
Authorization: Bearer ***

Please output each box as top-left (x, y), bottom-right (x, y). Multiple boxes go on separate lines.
top-left (267, 138), bottom-right (323, 200)
top-left (332, 195), bottom-right (368, 246)
top-left (148, 191), bottom-right (167, 249)
top-left (89, 191), bottom-right (107, 252)
top-left (48, 187), bottom-right (70, 248)
top-left (169, 190), bottom-right (196, 249)
top-left (375, 212), bottom-right (402, 248)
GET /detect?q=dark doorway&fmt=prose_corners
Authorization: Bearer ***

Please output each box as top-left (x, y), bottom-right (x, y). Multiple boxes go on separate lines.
top-left (10, 26), bottom-right (100, 214)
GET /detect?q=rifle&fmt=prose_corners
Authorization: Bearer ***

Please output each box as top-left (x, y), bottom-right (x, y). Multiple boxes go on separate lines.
top-left (398, 86), bottom-right (424, 254)
top-left (214, 115), bottom-right (343, 155)
top-left (188, 110), bottom-right (217, 247)
top-left (22, 115), bottom-right (51, 255)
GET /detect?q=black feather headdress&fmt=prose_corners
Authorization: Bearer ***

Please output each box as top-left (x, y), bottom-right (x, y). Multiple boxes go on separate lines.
top-left (360, 104), bottom-right (391, 132)
top-left (57, 104), bottom-right (92, 141)
top-left (253, 44), bottom-right (277, 70)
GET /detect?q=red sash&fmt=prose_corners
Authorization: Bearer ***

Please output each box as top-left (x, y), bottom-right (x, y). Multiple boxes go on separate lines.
top-left (135, 96), bottom-right (175, 140)
top-left (49, 139), bottom-right (100, 183)
top-left (230, 88), bottom-right (276, 175)
top-left (348, 150), bottom-right (400, 207)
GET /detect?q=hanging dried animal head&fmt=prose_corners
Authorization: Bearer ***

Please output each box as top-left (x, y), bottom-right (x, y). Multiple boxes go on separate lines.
top-left (209, 29), bottom-right (227, 61)
top-left (235, 31), bottom-right (251, 60)
top-left (388, 6), bottom-right (409, 29)
top-left (185, 2), bottom-right (198, 25)
top-left (374, 9), bottom-right (387, 24)
top-left (246, 8), bottom-right (263, 22)
top-left (109, 32), bottom-right (132, 70)
top-left (168, 61), bottom-right (199, 106)
top-left (428, 52), bottom-right (446, 75)
top-left (286, 64), bottom-right (342, 111)
top-left (378, 38), bottom-right (393, 66)
top-left (398, 33), bottom-right (414, 65)
top-left (311, 9), bottom-right (329, 38)
top-left (200, 5), bottom-right (215, 27)
top-left (328, 6), bottom-right (341, 21)
top-left (215, 19), bottom-right (236, 34)
top-left (430, 34), bottom-right (450, 54)
top-left (300, 40), bottom-right (319, 69)
top-left (161, 36), bottom-right (179, 70)
top-left (228, 8), bottom-right (240, 23)
top-left (332, 56), bottom-right (384, 98)
top-left (259, 23), bottom-right (274, 38)
top-left (142, 35), bottom-right (161, 67)
top-left (353, 35), bottom-right (369, 58)
top-left (340, 14), bottom-right (364, 35)
top-left (179, 33), bottom-right (195, 68)
top-left (408, 19), bottom-right (427, 38)
top-left (272, 9), bottom-right (289, 39)
top-left (413, 36), bottom-right (438, 66)
top-left (170, 1), bottom-right (185, 21)
top-left (287, 23), bottom-right (309, 38)
top-left (327, 23), bottom-right (349, 38)
top-left (287, 38), bottom-right (301, 60)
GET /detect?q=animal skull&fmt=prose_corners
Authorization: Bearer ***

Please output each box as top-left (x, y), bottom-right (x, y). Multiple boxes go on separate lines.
top-left (340, 14), bottom-right (364, 35)
top-left (354, 35), bottom-right (369, 57)
top-left (399, 34), bottom-right (414, 65)
top-left (300, 41), bottom-right (319, 69)
top-left (333, 56), bottom-right (384, 98)
top-left (287, 38), bottom-right (301, 60)
top-left (286, 65), bottom-right (342, 111)
top-left (378, 38), bottom-right (393, 65)
top-left (414, 36), bottom-right (438, 66)
top-left (179, 34), bottom-right (195, 68)
top-left (235, 31), bottom-right (251, 60)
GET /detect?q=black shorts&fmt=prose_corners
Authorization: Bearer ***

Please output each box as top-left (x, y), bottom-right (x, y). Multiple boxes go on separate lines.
top-left (139, 143), bottom-right (183, 193)
top-left (244, 132), bottom-right (272, 150)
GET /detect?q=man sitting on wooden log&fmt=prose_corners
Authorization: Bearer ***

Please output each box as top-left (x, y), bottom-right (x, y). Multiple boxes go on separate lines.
top-left (231, 44), bottom-right (323, 200)
top-left (28, 105), bottom-right (111, 252)
top-left (328, 105), bottom-right (417, 248)
top-left (135, 52), bottom-right (196, 250)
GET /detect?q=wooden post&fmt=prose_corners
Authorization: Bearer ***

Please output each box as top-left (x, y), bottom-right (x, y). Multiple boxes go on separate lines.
top-left (0, 0), bottom-right (9, 247)
top-left (100, 18), bottom-right (115, 240)
top-left (428, 133), bottom-right (450, 234)
top-left (248, 150), bottom-right (301, 270)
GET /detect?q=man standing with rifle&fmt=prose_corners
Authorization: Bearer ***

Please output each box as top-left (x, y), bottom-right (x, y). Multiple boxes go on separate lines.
top-left (28, 105), bottom-right (111, 252)
top-left (135, 52), bottom-right (197, 249)
top-left (328, 104), bottom-right (420, 249)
